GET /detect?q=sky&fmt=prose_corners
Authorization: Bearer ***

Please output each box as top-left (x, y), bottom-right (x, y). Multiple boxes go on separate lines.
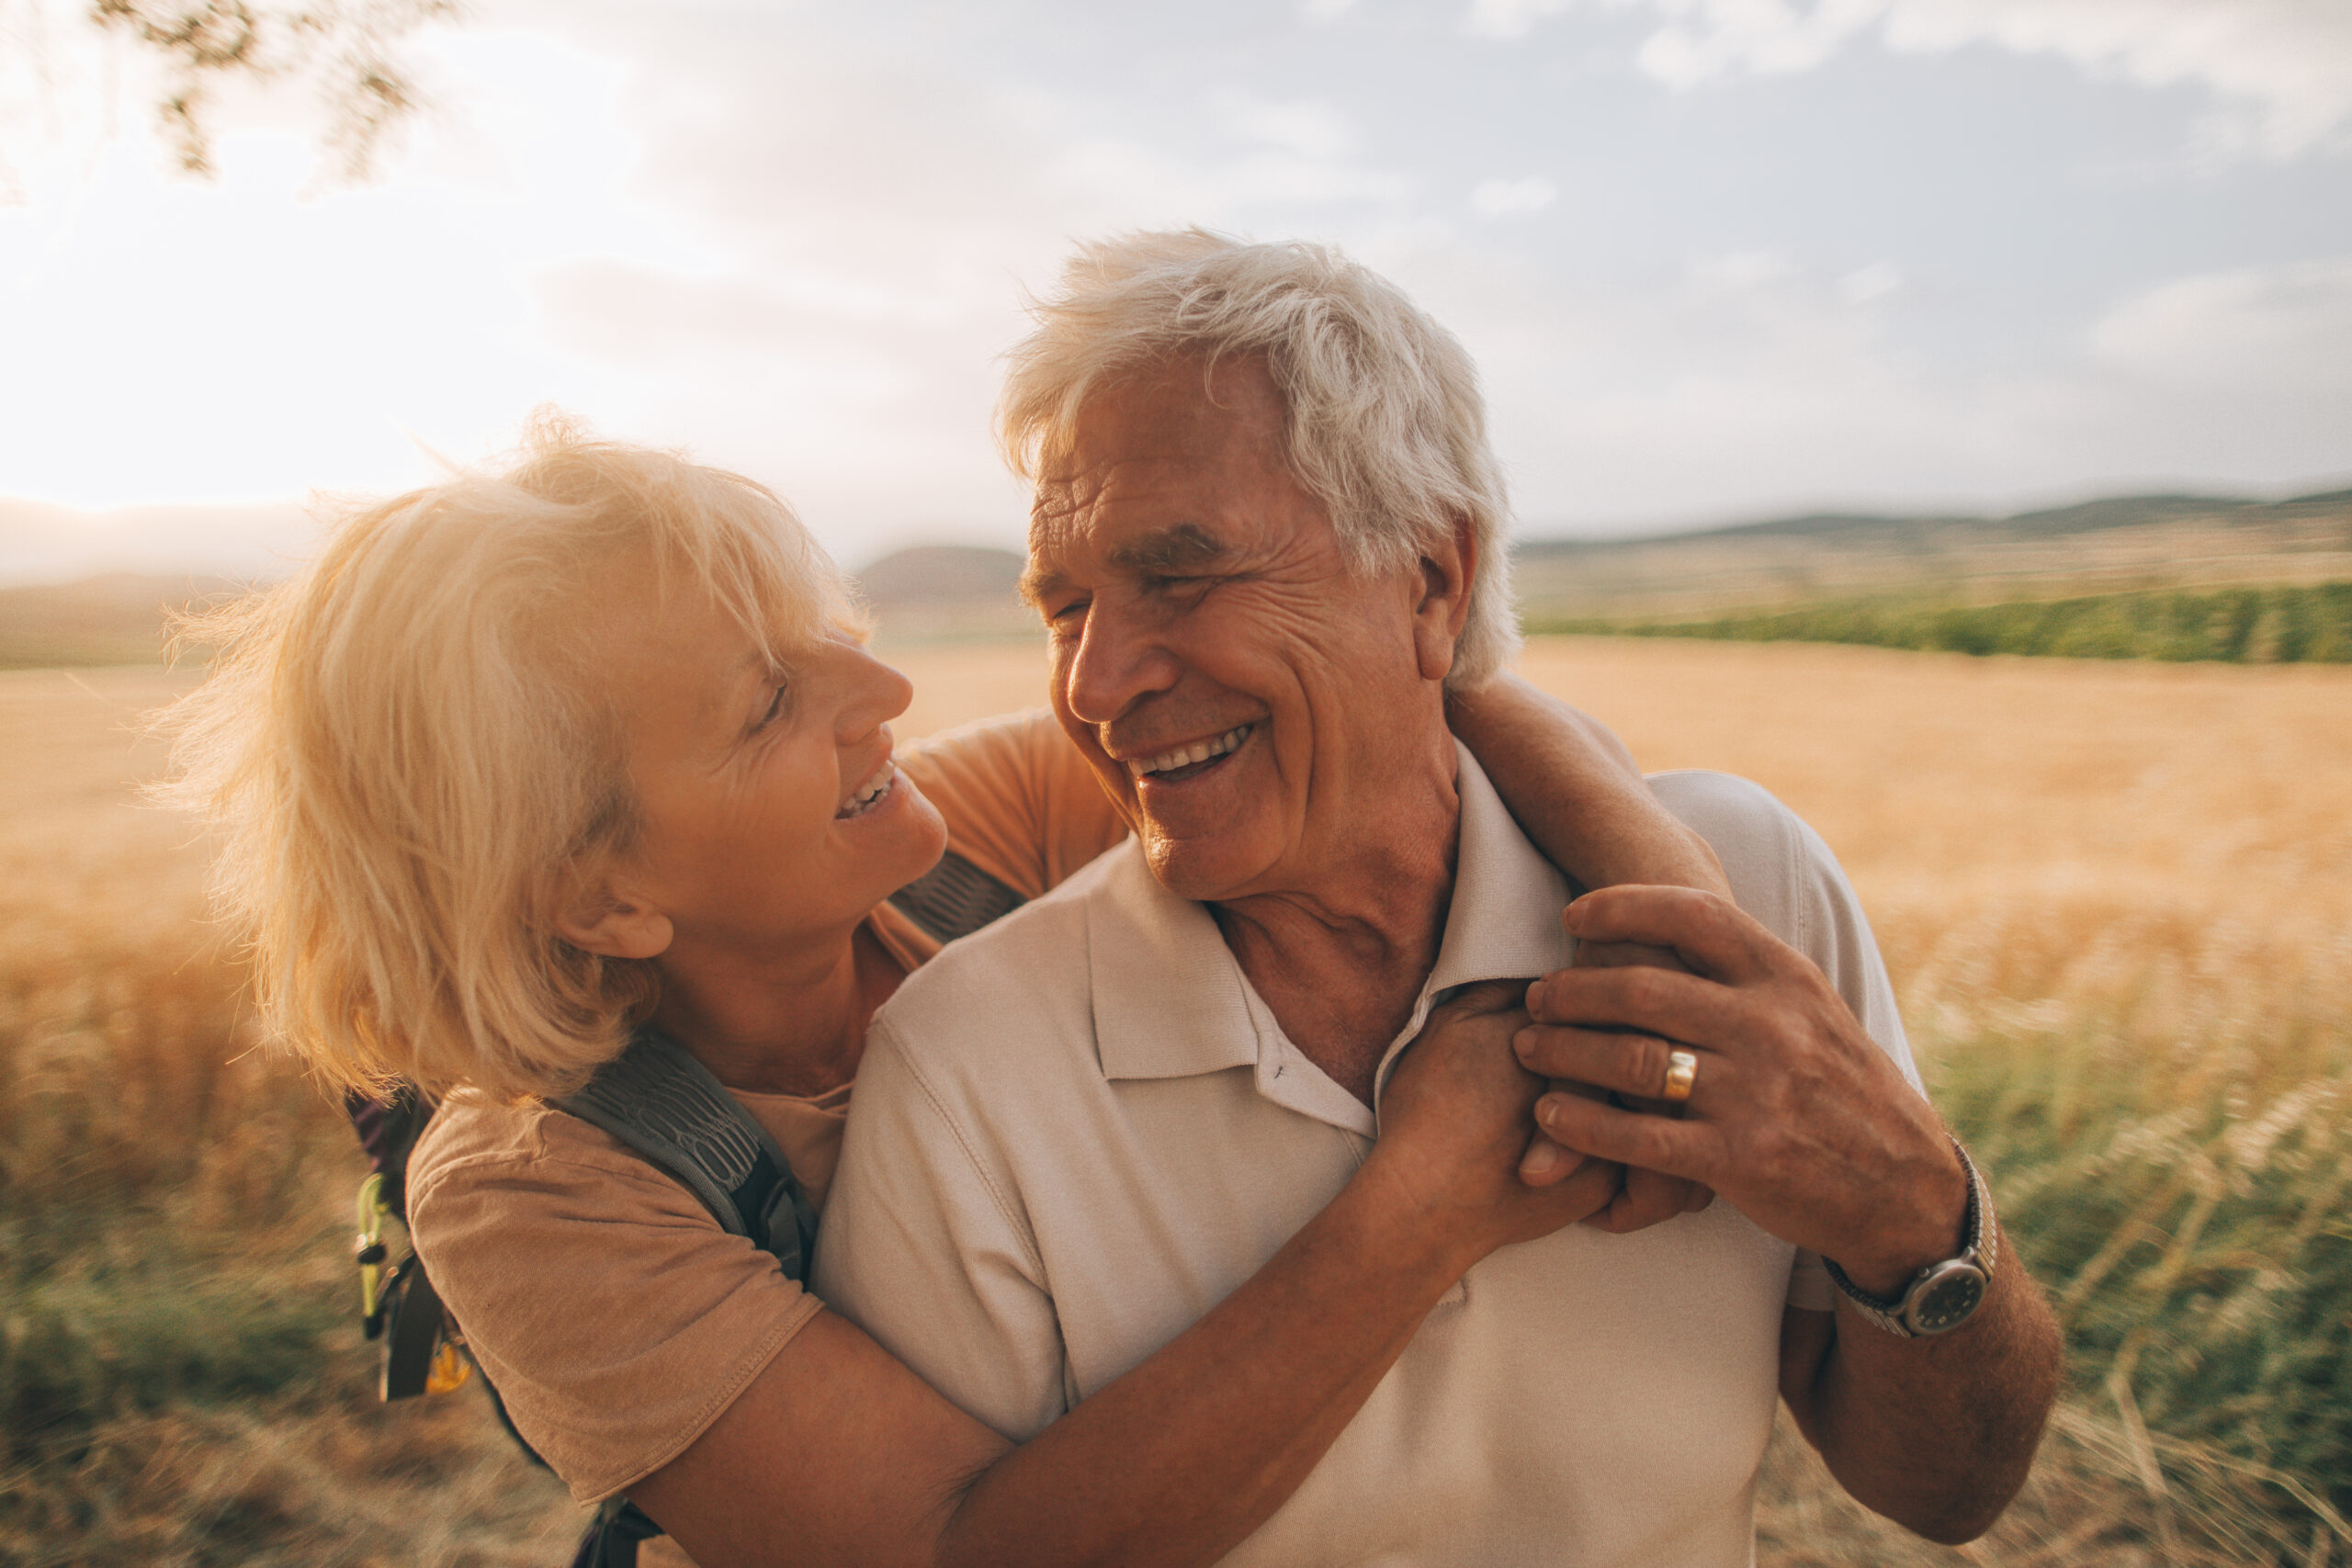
top-left (1, 0), bottom-right (2349, 581)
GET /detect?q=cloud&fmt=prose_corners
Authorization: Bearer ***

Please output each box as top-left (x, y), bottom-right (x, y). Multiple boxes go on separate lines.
top-left (1498, 0), bottom-right (2352, 159)
top-left (1384, 240), bottom-right (2352, 531)
top-left (1465, 0), bottom-right (1577, 41)
top-left (1837, 262), bottom-right (1903, 305)
top-left (1470, 175), bottom-right (1560, 215)
top-left (1214, 91), bottom-right (1355, 162)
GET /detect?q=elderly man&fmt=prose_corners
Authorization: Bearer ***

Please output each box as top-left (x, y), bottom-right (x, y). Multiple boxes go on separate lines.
top-left (815, 231), bottom-right (2061, 1564)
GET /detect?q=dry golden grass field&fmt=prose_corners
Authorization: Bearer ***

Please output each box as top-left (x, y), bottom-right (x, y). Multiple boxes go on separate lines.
top-left (5, 637), bottom-right (2349, 1566)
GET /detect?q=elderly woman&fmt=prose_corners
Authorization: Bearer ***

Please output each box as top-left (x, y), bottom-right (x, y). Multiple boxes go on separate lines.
top-left (163, 421), bottom-right (1720, 1568)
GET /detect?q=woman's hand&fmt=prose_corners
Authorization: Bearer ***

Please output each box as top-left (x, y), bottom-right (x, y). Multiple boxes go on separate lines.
top-left (1367, 980), bottom-right (1624, 1269)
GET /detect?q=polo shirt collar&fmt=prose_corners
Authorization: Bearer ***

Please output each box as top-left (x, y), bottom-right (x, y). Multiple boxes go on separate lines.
top-left (1424, 740), bottom-right (1576, 997)
top-left (1085, 743), bottom-right (1573, 1094)
top-left (1087, 847), bottom-right (1261, 1081)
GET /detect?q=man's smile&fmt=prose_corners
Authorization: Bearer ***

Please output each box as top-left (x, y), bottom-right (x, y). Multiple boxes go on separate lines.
top-left (1123, 722), bottom-right (1256, 783)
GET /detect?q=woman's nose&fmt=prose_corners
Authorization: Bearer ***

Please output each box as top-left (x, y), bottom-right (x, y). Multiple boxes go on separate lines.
top-left (836, 642), bottom-right (914, 738)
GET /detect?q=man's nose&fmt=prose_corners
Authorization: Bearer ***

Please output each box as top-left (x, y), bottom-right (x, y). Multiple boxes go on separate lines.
top-left (1061, 602), bottom-right (1179, 727)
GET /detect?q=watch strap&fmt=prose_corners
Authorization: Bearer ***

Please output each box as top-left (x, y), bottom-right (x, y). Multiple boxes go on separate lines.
top-left (1823, 1138), bottom-right (1996, 1337)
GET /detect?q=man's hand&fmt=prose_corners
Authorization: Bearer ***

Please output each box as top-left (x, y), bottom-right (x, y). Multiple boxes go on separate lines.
top-left (1518, 934), bottom-right (1716, 1230)
top-left (1375, 981), bottom-right (1628, 1261)
top-left (1510, 886), bottom-right (1968, 1293)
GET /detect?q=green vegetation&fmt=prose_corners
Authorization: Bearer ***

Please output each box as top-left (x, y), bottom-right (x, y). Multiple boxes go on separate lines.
top-left (9, 939), bottom-right (2348, 1561)
top-left (0, 941), bottom-right (574, 1564)
top-left (1937, 1010), bottom-right (2352, 1550)
top-left (1533, 581), bottom-right (2352, 662)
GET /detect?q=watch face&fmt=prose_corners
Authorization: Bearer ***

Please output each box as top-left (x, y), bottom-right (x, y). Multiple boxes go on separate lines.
top-left (1907, 1265), bottom-right (1987, 1334)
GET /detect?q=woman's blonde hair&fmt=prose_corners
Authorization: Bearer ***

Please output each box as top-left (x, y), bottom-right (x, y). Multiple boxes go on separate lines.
top-left (999, 229), bottom-right (1520, 684)
top-left (156, 416), bottom-right (854, 1103)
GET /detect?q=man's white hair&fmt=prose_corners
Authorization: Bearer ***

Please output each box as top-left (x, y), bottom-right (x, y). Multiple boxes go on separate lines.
top-left (999, 229), bottom-right (1520, 684)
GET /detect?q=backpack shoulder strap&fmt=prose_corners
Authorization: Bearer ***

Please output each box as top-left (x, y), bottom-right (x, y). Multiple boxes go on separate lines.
top-left (345, 1083), bottom-right (437, 1223)
top-left (888, 849), bottom-right (1025, 944)
top-left (549, 1032), bottom-right (817, 1282)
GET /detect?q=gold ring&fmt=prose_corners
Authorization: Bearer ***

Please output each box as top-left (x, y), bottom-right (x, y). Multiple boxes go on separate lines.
top-left (1661, 1047), bottom-right (1699, 1103)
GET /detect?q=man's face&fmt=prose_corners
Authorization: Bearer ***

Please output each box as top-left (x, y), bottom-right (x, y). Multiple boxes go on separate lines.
top-left (1023, 355), bottom-right (1459, 904)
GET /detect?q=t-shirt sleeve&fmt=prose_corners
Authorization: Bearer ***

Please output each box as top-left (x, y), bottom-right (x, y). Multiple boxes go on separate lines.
top-left (811, 1014), bottom-right (1072, 1441)
top-left (1647, 770), bottom-right (1919, 1313)
top-left (407, 1109), bottom-right (823, 1504)
top-left (899, 709), bottom-right (1128, 900)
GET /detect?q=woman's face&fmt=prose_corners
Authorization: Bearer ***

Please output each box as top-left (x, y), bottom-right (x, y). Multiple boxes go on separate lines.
top-left (594, 581), bottom-right (948, 964)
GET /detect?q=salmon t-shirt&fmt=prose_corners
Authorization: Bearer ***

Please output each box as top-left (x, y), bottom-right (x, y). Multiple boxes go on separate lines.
top-left (405, 709), bottom-right (1125, 1511)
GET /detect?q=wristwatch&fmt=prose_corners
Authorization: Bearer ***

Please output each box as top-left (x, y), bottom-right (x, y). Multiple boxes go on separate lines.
top-left (1822, 1139), bottom-right (1997, 1337)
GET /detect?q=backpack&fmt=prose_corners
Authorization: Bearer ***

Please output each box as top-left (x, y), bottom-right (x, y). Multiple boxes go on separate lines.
top-left (344, 851), bottom-right (1024, 1567)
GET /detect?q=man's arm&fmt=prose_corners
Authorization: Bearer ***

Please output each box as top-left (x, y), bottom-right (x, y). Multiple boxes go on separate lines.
top-left (1777, 1215), bottom-right (2060, 1540)
top-left (1511, 885), bottom-right (2063, 1540)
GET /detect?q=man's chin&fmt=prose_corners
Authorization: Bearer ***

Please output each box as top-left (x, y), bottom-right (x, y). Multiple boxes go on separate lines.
top-left (1138, 828), bottom-right (1272, 905)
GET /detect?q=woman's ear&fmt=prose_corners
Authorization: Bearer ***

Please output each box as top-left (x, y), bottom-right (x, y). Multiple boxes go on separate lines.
top-left (1411, 513), bottom-right (1477, 683)
top-left (557, 878), bottom-right (674, 961)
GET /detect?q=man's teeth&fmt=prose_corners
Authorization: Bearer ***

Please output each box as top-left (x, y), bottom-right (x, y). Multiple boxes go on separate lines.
top-left (840, 763), bottom-right (896, 817)
top-left (1129, 725), bottom-right (1251, 778)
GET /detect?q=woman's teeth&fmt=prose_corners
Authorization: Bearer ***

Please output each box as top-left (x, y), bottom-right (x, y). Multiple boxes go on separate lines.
top-left (838, 763), bottom-right (897, 818)
top-left (1130, 724), bottom-right (1252, 778)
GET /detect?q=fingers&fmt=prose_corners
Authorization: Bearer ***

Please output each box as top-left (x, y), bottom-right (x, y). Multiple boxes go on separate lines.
top-left (1570, 938), bottom-right (1693, 976)
top-left (1580, 1166), bottom-right (1696, 1234)
top-left (1539, 1156), bottom-right (1625, 1232)
top-left (1513, 1021), bottom-right (1724, 1111)
top-left (1532, 1087), bottom-right (1718, 1184)
top-left (1521, 1077), bottom-right (1607, 1184)
top-left (1524, 963), bottom-right (1762, 1051)
top-left (1518, 1130), bottom-right (1584, 1186)
top-left (1560, 885), bottom-right (1785, 986)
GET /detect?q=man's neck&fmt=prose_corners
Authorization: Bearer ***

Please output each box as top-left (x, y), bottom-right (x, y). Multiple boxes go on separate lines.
top-left (1211, 762), bottom-right (1463, 1107)
top-left (646, 920), bottom-right (899, 1098)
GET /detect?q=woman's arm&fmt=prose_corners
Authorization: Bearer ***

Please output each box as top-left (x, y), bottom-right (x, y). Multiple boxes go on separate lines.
top-left (629, 983), bottom-right (1619, 1568)
top-left (1445, 671), bottom-right (1730, 1221)
top-left (1445, 672), bottom-right (1728, 900)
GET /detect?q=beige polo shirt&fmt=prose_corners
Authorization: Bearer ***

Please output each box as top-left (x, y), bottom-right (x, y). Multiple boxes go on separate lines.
top-left (814, 752), bottom-right (1920, 1568)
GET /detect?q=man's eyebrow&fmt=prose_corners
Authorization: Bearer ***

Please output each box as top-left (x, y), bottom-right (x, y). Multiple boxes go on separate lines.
top-left (1111, 523), bottom-right (1232, 575)
top-left (1019, 523), bottom-right (1234, 606)
top-left (1017, 563), bottom-right (1066, 608)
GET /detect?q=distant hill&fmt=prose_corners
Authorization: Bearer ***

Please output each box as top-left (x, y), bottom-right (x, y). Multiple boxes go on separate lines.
top-left (1517, 490), bottom-right (2352, 556)
top-left (853, 544), bottom-right (1025, 604)
top-left (1513, 490), bottom-right (2352, 621)
top-left (0, 497), bottom-right (310, 586)
top-left (0, 574), bottom-right (241, 670)
top-left (851, 545), bottom-right (1034, 641)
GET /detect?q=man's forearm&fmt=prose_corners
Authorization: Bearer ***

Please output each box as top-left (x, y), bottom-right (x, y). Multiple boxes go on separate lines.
top-left (1781, 1219), bottom-right (2064, 1543)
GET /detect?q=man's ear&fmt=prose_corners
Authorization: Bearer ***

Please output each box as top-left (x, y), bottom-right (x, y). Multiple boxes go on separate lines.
top-left (556, 876), bottom-right (674, 962)
top-left (1410, 513), bottom-right (1477, 683)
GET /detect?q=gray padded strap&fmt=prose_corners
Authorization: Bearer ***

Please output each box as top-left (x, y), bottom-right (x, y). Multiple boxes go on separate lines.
top-left (888, 850), bottom-right (1025, 944)
top-left (552, 1032), bottom-right (793, 1246)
